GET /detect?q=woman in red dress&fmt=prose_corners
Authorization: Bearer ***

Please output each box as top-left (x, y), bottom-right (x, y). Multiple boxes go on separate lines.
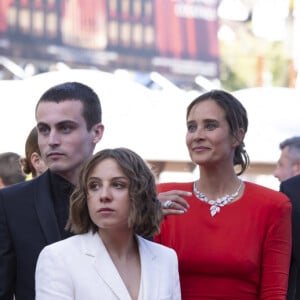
top-left (154, 90), bottom-right (292, 300)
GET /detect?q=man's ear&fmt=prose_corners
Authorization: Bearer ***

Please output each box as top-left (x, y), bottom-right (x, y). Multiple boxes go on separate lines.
top-left (92, 123), bottom-right (104, 144)
top-left (0, 177), bottom-right (4, 188)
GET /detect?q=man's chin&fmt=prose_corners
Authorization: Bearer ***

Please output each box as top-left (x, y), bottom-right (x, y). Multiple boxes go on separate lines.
top-left (48, 163), bottom-right (66, 174)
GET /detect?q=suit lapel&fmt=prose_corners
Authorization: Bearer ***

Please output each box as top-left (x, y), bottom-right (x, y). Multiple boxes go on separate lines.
top-left (34, 170), bottom-right (60, 244)
top-left (81, 233), bottom-right (161, 300)
top-left (137, 236), bottom-right (160, 300)
top-left (82, 232), bottom-right (132, 300)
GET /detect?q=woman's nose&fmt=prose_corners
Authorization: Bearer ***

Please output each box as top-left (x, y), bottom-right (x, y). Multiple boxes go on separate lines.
top-left (99, 186), bottom-right (112, 202)
top-left (193, 127), bottom-right (205, 140)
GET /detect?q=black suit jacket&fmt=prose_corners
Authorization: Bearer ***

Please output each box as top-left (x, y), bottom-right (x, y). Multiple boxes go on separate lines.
top-left (281, 174), bottom-right (300, 300)
top-left (0, 170), bottom-right (66, 300)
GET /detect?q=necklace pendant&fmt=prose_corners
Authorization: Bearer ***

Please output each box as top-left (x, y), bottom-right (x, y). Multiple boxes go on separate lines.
top-left (216, 198), bottom-right (223, 204)
top-left (210, 205), bottom-right (220, 217)
top-left (193, 179), bottom-right (243, 217)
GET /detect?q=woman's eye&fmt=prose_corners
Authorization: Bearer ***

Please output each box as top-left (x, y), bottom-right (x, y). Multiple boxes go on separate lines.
top-left (187, 124), bottom-right (197, 133)
top-left (88, 182), bottom-right (100, 191)
top-left (113, 181), bottom-right (127, 189)
top-left (205, 123), bottom-right (217, 130)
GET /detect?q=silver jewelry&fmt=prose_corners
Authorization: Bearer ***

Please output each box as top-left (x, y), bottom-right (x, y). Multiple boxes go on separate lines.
top-left (193, 180), bottom-right (243, 217)
top-left (163, 200), bottom-right (173, 209)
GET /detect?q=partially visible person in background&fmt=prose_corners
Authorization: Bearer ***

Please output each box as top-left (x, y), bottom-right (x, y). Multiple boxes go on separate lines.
top-left (0, 152), bottom-right (26, 188)
top-left (35, 148), bottom-right (181, 300)
top-left (20, 127), bottom-right (48, 178)
top-left (274, 136), bottom-right (300, 182)
top-left (155, 89), bottom-right (292, 300)
top-left (273, 137), bottom-right (300, 299)
top-left (281, 174), bottom-right (300, 300)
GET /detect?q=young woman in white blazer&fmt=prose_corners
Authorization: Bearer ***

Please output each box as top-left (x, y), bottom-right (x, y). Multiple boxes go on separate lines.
top-left (35, 148), bottom-right (181, 300)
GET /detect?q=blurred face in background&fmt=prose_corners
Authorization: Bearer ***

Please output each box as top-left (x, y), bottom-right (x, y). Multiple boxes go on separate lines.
top-left (274, 146), bottom-right (300, 182)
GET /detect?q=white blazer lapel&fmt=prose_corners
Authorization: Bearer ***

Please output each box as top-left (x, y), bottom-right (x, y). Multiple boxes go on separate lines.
top-left (137, 236), bottom-right (160, 300)
top-left (81, 232), bottom-right (131, 300)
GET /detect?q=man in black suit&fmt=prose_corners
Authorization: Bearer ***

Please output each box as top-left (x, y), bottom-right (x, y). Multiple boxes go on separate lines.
top-left (0, 82), bottom-right (104, 300)
top-left (281, 175), bottom-right (300, 300)
top-left (273, 137), bottom-right (300, 299)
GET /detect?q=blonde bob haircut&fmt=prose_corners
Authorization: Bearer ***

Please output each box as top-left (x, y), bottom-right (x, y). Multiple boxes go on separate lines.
top-left (66, 148), bottom-right (162, 237)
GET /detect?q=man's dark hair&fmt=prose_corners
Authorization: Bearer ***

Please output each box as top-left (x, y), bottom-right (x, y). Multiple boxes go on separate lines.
top-left (35, 82), bottom-right (102, 130)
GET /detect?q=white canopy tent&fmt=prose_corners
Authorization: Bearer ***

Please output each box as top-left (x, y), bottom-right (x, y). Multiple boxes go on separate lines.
top-left (0, 69), bottom-right (190, 163)
top-left (233, 87), bottom-right (300, 163)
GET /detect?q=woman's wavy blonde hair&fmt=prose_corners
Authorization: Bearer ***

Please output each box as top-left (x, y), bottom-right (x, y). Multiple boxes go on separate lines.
top-left (66, 148), bottom-right (162, 237)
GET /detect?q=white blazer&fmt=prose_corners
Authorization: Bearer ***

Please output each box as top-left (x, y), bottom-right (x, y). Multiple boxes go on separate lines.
top-left (35, 231), bottom-right (181, 300)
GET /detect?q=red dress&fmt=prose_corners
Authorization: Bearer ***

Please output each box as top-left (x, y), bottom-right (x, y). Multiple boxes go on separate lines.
top-left (154, 181), bottom-right (292, 300)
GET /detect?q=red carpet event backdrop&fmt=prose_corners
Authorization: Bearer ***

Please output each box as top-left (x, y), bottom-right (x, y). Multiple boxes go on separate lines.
top-left (0, 0), bottom-right (220, 79)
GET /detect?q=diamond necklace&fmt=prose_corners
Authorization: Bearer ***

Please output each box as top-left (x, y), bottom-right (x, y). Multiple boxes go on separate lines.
top-left (193, 179), bottom-right (243, 217)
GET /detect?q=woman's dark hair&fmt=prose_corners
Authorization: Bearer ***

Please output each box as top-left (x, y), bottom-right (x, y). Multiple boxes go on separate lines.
top-left (66, 148), bottom-right (162, 237)
top-left (186, 89), bottom-right (249, 175)
top-left (20, 127), bottom-right (40, 177)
